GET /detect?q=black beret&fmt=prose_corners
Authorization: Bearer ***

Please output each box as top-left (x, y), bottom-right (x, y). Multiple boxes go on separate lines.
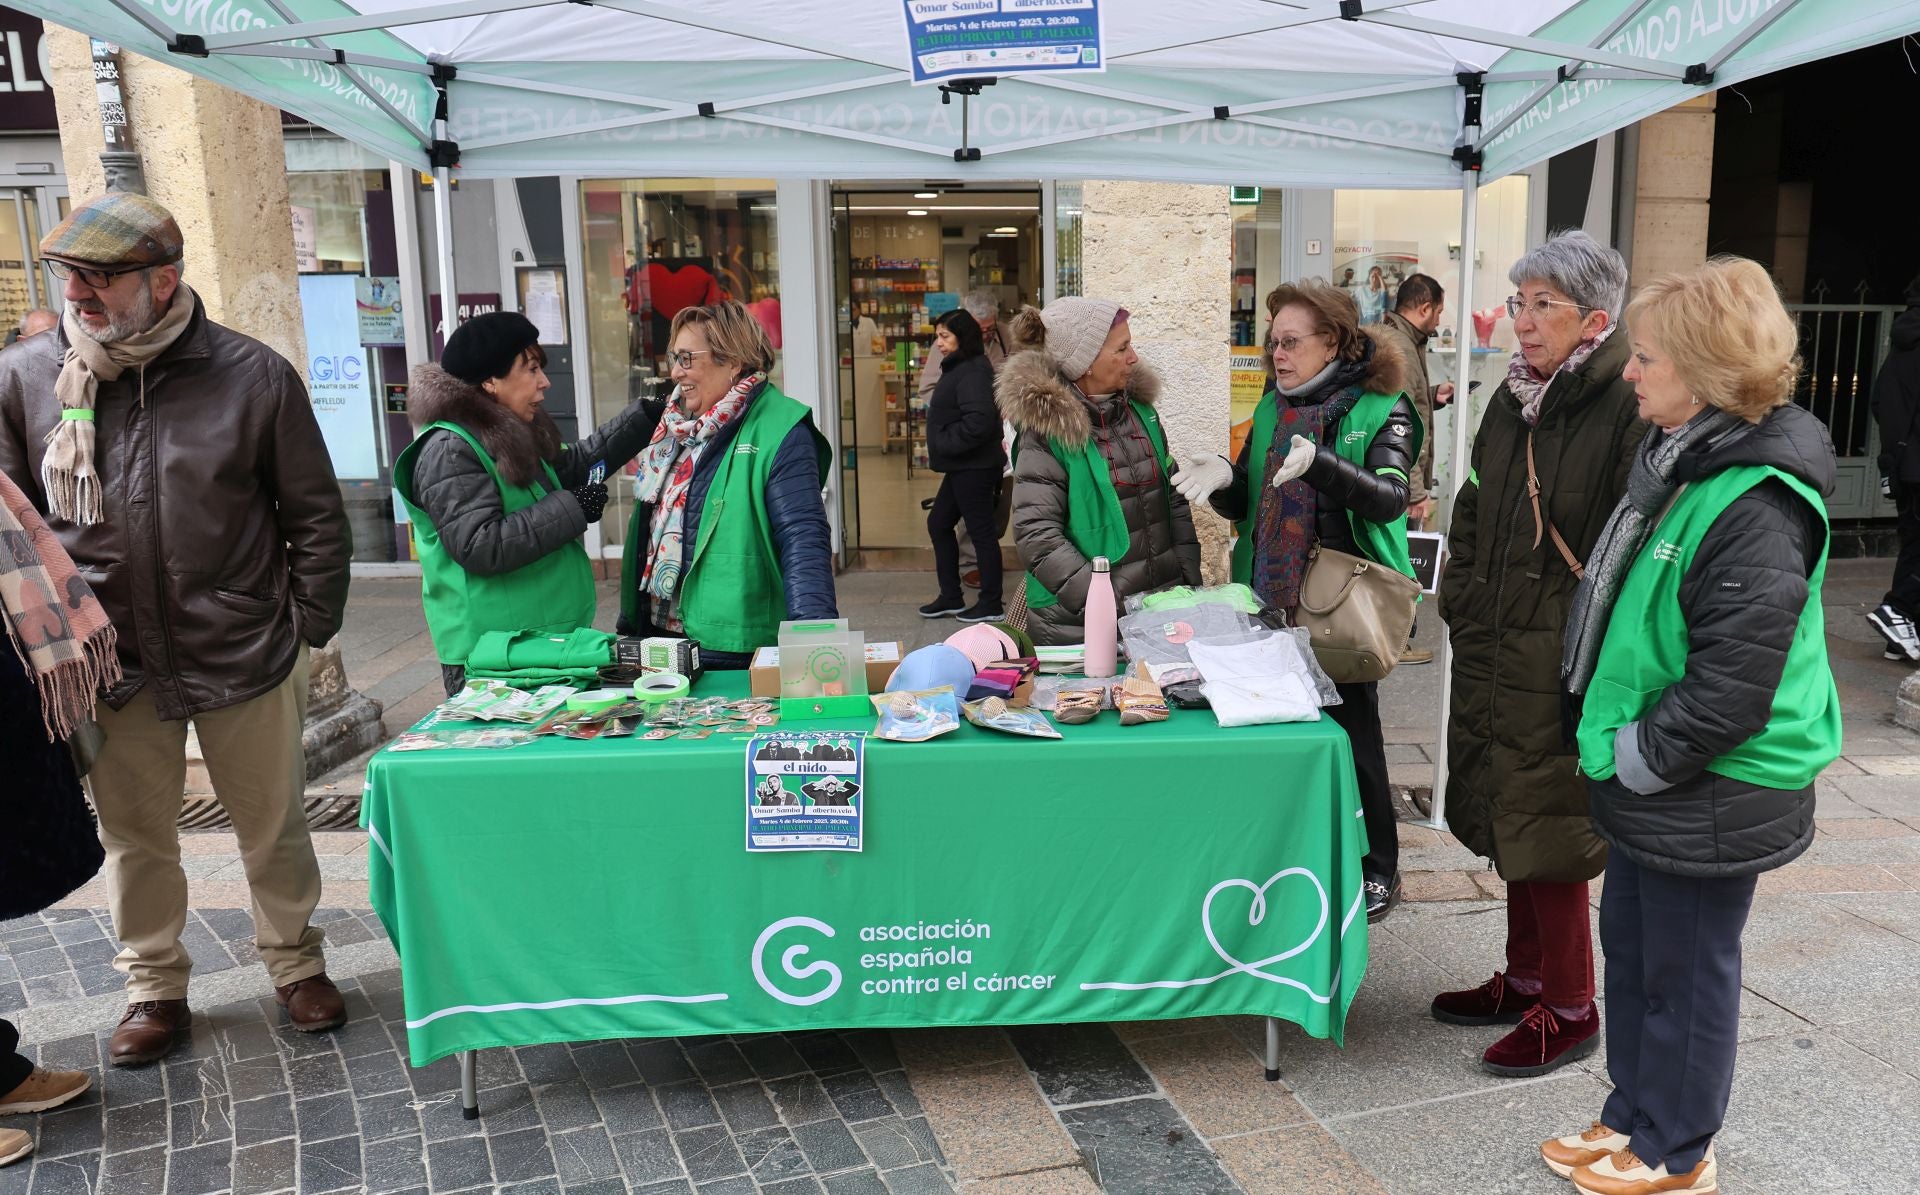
top-left (441, 312), bottom-right (541, 385)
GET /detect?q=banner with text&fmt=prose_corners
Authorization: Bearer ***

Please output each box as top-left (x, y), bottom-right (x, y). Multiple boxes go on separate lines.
top-left (903, 0), bottom-right (1104, 85)
top-left (298, 274), bottom-right (379, 479)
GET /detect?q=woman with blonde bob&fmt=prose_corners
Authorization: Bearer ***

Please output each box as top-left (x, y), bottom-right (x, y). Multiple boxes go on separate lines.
top-left (1544, 258), bottom-right (1840, 1195)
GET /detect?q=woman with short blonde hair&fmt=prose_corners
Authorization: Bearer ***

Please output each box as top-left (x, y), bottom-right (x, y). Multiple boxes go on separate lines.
top-left (1544, 257), bottom-right (1839, 1193)
top-left (668, 302), bottom-right (777, 377)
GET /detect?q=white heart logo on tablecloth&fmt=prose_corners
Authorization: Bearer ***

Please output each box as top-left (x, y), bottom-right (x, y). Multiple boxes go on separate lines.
top-left (1201, 868), bottom-right (1330, 983)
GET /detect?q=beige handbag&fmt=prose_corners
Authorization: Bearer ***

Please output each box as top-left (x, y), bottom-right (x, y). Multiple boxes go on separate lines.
top-left (1295, 545), bottom-right (1420, 684)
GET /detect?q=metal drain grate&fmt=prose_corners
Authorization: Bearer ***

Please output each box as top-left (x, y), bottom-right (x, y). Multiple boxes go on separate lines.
top-left (174, 793), bottom-right (363, 832)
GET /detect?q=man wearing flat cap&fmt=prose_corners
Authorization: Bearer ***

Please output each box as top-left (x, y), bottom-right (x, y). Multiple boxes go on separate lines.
top-left (0, 192), bottom-right (353, 1065)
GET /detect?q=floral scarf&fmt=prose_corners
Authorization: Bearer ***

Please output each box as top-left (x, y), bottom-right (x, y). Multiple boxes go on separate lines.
top-left (634, 371), bottom-right (763, 631)
top-left (1, 469), bottom-right (121, 740)
top-left (1505, 322), bottom-right (1616, 426)
top-left (1250, 346), bottom-right (1375, 613)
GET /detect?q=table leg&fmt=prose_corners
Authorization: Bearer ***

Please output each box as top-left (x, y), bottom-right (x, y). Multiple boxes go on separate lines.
top-left (1264, 1018), bottom-right (1281, 1082)
top-left (461, 1050), bottom-right (480, 1119)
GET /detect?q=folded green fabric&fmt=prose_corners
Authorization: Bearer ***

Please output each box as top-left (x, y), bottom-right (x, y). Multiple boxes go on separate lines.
top-left (1138, 584), bottom-right (1262, 614)
top-left (465, 628), bottom-right (616, 688)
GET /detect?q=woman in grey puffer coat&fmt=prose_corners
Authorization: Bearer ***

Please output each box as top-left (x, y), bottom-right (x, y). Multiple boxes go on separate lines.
top-left (996, 299), bottom-right (1201, 646)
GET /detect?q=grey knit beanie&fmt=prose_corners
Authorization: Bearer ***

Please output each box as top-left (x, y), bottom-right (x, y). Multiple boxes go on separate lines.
top-left (1040, 297), bottom-right (1124, 381)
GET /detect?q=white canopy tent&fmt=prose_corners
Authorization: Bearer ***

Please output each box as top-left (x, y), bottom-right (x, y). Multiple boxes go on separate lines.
top-left (20, 0), bottom-right (1920, 824)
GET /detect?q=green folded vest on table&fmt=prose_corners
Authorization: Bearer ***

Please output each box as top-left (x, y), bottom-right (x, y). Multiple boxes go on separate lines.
top-left (463, 628), bottom-right (617, 688)
top-left (1577, 465), bottom-right (1841, 790)
top-left (1229, 389), bottom-right (1421, 587)
top-left (1023, 400), bottom-right (1172, 611)
top-left (617, 384), bottom-right (830, 655)
top-left (394, 421), bottom-right (598, 667)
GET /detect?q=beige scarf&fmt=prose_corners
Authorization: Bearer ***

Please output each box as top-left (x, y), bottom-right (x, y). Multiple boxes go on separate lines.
top-left (0, 469), bottom-right (121, 740)
top-left (46, 283), bottom-right (196, 525)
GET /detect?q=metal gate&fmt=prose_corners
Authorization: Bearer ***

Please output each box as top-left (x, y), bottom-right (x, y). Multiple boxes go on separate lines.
top-left (1788, 303), bottom-right (1902, 520)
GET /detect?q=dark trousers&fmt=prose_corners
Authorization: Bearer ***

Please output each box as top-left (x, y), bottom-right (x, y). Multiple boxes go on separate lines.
top-left (1327, 680), bottom-right (1396, 880)
top-left (1, 1017), bottom-right (32, 1093)
top-left (1506, 879), bottom-right (1595, 1009)
top-left (1887, 493), bottom-right (1920, 617)
top-left (929, 469), bottom-right (1003, 605)
top-left (1599, 849), bottom-right (1757, 1175)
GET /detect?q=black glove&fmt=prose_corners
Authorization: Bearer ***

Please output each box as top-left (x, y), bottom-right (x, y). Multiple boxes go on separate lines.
top-left (571, 480), bottom-right (609, 524)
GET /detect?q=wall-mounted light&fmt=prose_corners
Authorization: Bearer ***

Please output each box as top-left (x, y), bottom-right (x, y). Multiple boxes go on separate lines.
top-left (906, 209), bottom-right (929, 217)
top-left (914, 191), bottom-right (938, 199)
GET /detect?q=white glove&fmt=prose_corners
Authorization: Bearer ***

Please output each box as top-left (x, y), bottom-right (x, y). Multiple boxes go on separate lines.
top-left (1269, 435), bottom-right (1318, 489)
top-left (1170, 454), bottom-right (1232, 503)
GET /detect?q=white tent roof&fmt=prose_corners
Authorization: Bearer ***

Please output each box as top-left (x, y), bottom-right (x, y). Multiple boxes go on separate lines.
top-left (21, 0), bottom-right (1920, 185)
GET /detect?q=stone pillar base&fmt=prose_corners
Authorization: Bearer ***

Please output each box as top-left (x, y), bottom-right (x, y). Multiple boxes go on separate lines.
top-left (1899, 672), bottom-right (1920, 734)
top-left (184, 643), bottom-right (384, 797)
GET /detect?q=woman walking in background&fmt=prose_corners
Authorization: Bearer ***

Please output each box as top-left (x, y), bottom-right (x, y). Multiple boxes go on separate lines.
top-left (920, 308), bottom-right (1006, 623)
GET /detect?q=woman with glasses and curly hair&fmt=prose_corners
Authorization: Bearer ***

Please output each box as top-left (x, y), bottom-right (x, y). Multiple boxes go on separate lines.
top-left (1430, 230), bottom-right (1643, 1079)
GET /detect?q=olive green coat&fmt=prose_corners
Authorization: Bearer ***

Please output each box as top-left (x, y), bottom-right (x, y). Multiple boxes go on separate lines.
top-left (1438, 332), bottom-right (1642, 882)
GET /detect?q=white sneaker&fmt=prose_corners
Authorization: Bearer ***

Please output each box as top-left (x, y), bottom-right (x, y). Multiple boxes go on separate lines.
top-left (1868, 603), bottom-right (1920, 661)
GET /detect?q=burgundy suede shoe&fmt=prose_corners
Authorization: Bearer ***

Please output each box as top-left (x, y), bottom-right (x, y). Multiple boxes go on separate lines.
top-left (1430, 972), bottom-right (1535, 1027)
top-left (1482, 1002), bottom-right (1599, 1077)
top-left (275, 974), bottom-right (347, 1033)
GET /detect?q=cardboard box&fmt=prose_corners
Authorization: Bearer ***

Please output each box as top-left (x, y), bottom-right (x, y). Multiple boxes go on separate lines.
top-left (751, 641), bottom-right (902, 698)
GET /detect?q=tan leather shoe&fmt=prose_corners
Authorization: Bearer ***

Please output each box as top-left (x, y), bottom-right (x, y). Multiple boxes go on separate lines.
top-left (1573, 1146), bottom-right (1717, 1194)
top-left (275, 974), bottom-right (346, 1032)
top-left (0, 1128), bottom-right (31, 1167)
top-left (1542, 1122), bottom-right (1630, 1177)
top-left (0, 1068), bottom-right (91, 1115)
top-left (1399, 646), bottom-right (1435, 665)
top-left (109, 1000), bottom-right (191, 1068)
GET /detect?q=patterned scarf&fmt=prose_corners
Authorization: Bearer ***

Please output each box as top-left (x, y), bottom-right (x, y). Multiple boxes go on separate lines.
top-left (47, 283), bottom-right (197, 525)
top-left (1504, 321), bottom-right (1615, 426)
top-left (634, 371), bottom-right (763, 631)
top-left (1250, 348), bottom-right (1373, 612)
top-left (0, 469), bottom-right (122, 740)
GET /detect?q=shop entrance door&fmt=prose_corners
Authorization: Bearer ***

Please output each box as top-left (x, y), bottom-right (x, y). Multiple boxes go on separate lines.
top-left (1, 187), bottom-right (57, 341)
top-left (829, 184), bottom-right (1040, 557)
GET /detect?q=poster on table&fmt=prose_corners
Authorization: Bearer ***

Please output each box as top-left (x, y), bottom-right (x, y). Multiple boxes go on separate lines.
top-left (354, 276), bottom-right (404, 347)
top-left (901, 0), bottom-right (1104, 85)
top-left (1333, 240), bottom-right (1419, 326)
top-left (297, 274), bottom-right (379, 479)
top-left (746, 733), bottom-right (865, 852)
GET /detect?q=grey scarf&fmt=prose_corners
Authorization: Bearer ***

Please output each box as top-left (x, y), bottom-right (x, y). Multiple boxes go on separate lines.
top-left (1561, 408), bottom-right (1748, 695)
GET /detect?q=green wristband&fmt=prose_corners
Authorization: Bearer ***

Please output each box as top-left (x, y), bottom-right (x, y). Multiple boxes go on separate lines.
top-left (60, 408), bottom-right (95, 422)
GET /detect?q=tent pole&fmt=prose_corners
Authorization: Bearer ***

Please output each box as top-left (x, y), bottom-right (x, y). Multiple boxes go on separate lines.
top-left (433, 166), bottom-right (458, 351)
top-left (1429, 161), bottom-right (1480, 833)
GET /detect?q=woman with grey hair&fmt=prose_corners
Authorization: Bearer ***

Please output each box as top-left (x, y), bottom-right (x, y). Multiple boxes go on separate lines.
top-left (1433, 230), bottom-right (1643, 1078)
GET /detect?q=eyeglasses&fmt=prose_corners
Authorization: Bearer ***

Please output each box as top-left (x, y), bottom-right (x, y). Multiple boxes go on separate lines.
top-left (669, 349), bottom-right (713, 370)
top-left (1272, 333), bottom-right (1323, 354)
top-left (45, 260), bottom-right (149, 289)
top-left (1506, 295), bottom-right (1592, 320)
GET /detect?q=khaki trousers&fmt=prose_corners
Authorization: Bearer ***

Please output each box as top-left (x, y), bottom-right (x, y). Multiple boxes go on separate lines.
top-left (88, 647), bottom-right (326, 999)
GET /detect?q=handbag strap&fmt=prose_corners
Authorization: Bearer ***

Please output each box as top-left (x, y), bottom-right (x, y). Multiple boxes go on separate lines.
top-left (1526, 430), bottom-right (1586, 580)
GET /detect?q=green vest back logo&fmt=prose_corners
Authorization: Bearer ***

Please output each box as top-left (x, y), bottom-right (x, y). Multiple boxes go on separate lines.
top-left (1652, 539), bottom-right (1681, 564)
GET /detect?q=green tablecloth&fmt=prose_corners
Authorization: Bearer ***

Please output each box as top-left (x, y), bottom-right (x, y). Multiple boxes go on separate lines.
top-left (363, 674), bottom-right (1369, 1065)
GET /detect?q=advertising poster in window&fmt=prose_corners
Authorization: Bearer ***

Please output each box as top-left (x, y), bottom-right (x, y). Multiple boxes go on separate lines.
top-left (298, 275), bottom-right (379, 479)
top-left (1333, 241), bottom-right (1419, 327)
top-left (355, 276), bottom-right (404, 347)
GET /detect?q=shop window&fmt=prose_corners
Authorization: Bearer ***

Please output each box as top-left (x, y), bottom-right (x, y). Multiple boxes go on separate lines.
top-left (1054, 182), bottom-right (1082, 299)
top-left (579, 179), bottom-right (781, 551)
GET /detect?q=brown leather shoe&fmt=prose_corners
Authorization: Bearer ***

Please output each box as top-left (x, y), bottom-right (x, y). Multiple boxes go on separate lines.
top-left (275, 974), bottom-right (346, 1032)
top-left (109, 1000), bottom-right (191, 1068)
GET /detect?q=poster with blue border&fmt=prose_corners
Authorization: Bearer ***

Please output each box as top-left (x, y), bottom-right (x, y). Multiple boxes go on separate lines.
top-left (902, 0), bottom-right (1104, 85)
top-left (747, 733), bottom-right (865, 852)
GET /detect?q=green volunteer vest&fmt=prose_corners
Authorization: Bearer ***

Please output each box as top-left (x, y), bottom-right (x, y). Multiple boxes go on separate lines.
top-left (618, 385), bottom-right (831, 655)
top-left (1230, 389), bottom-right (1422, 585)
top-left (393, 421), bottom-right (597, 667)
top-left (1023, 400), bottom-right (1172, 610)
top-left (1577, 465), bottom-right (1841, 790)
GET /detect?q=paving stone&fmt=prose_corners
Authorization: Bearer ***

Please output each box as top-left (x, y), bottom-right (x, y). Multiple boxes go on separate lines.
top-left (570, 1041), bottom-right (641, 1089)
top-left (851, 1116), bottom-right (943, 1172)
top-left (762, 1179), bottom-right (827, 1195)
top-left (532, 1077), bottom-right (604, 1134)
top-left (489, 1126), bottom-right (560, 1184)
top-left (710, 1080), bottom-right (781, 1132)
top-left (821, 1171), bottom-right (891, 1195)
top-left (630, 1182), bottom-right (696, 1195)
top-left (674, 1124), bottom-right (749, 1182)
top-left (613, 1127), bottom-right (684, 1185)
top-left (628, 1040), bottom-right (697, 1086)
top-left (658, 1080), bottom-right (724, 1131)
top-left (736, 1034), bottom-right (810, 1080)
top-left (822, 1070), bottom-right (896, 1123)
top-left (224, 1055), bottom-right (290, 1103)
top-left (594, 1082), bottom-right (664, 1135)
top-left (475, 1082), bottom-right (544, 1134)
top-left (1127, 1028), bottom-right (1312, 1137)
top-left (96, 1141), bottom-right (167, 1195)
top-left (294, 1090), bottom-right (357, 1142)
top-left (286, 1050), bottom-right (348, 1097)
top-left (362, 1133), bottom-right (429, 1192)
top-left (787, 1114), bottom-right (866, 1174)
top-left (300, 1132), bottom-right (365, 1193)
top-left (684, 1039), bottom-right (756, 1087)
top-left (550, 1125), bottom-right (621, 1185)
top-left (1057, 1099), bottom-right (1237, 1195)
top-left (788, 1031), bottom-right (864, 1076)
top-left (169, 1093), bottom-right (234, 1150)
top-left (877, 1163), bottom-right (955, 1194)
top-left (695, 1178), bottom-right (759, 1195)
top-left (231, 1137), bottom-right (298, 1195)
top-left (346, 1044), bottom-right (411, 1095)
top-left (515, 1042), bottom-right (580, 1086)
top-left (903, 1061), bottom-right (1076, 1182)
top-left (1214, 1124), bottom-right (1387, 1195)
top-left (427, 1134), bottom-right (495, 1190)
top-left (163, 1140), bottom-right (234, 1195)
top-left (872, 1070), bottom-right (923, 1120)
top-left (30, 1105), bottom-right (102, 1159)
top-left (841, 1031), bottom-right (903, 1076)
top-left (101, 1098), bottom-right (168, 1155)
top-left (24, 1154), bottom-right (101, 1195)
top-left (735, 1126), bottom-right (811, 1183)
top-left (768, 1073), bottom-right (839, 1126)
top-left (1004, 1024), bottom-right (1156, 1107)
top-left (355, 1087), bottom-right (424, 1142)
top-left (231, 1093), bottom-right (296, 1146)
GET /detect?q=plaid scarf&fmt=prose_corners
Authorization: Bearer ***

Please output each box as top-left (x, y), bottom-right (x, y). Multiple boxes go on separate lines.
top-left (0, 470), bottom-right (121, 740)
top-left (47, 284), bottom-right (196, 525)
top-left (1504, 322), bottom-right (1615, 427)
top-left (635, 371), bottom-right (763, 630)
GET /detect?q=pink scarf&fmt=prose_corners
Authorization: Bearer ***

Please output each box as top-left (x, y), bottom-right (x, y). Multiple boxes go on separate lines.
top-left (1, 470), bottom-right (122, 739)
top-left (1505, 323), bottom-right (1615, 426)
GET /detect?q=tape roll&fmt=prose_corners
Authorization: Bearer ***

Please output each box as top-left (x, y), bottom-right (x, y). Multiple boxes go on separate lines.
top-left (635, 671), bottom-right (690, 705)
top-left (565, 688), bottom-right (631, 714)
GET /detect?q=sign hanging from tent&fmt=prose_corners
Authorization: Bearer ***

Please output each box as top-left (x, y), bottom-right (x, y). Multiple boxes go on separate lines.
top-left (902, 0), bottom-right (1104, 85)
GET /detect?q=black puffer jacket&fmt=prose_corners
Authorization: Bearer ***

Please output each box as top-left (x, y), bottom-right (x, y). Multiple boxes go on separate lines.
top-left (1591, 403), bottom-right (1838, 878)
top-left (405, 365), bottom-right (660, 576)
top-left (1211, 330), bottom-right (1417, 567)
top-left (0, 643), bottom-right (103, 920)
top-left (1872, 306), bottom-right (1920, 485)
top-left (926, 352), bottom-right (1002, 473)
top-left (999, 355), bottom-right (1201, 646)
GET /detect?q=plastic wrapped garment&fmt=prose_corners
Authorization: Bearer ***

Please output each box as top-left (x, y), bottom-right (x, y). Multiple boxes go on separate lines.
top-left (1188, 633), bottom-right (1327, 727)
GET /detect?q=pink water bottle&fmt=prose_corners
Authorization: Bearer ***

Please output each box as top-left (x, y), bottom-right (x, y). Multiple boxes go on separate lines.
top-left (1083, 556), bottom-right (1118, 679)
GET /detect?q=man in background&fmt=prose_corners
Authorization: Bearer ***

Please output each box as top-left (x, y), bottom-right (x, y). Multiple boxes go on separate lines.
top-left (1374, 273), bottom-right (1455, 666)
top-left (1870, 273), bottom-right (1920, 662)
top-left (4, 308), bottom-right (57, 346)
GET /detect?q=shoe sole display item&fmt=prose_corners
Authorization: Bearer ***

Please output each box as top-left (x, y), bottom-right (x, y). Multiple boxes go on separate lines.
top-left (1483, 1029), bottom-right (1599, 1078)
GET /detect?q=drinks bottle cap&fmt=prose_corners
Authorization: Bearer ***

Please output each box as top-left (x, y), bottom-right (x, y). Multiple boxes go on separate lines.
top-left (1092, 556), bottom-right (1111, 573)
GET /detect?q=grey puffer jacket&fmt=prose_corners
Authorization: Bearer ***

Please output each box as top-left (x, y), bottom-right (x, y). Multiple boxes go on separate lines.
top-left (998, 353), bottom-right (1201, 646)
top-left (404, 365), bottom-right (659, 577)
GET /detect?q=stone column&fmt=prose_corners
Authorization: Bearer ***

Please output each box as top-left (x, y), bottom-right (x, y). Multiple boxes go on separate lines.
top-left (44, 23), bottom-right (383, 784)
top-left (1628, 93), bottom-right (1717, 285)
top-left (1081, 182), bottom-right (1235, 581)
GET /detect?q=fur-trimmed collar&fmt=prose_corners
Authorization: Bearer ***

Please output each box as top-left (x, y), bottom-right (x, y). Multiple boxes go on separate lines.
top-left (406, 364), bottom-right (562, 488)
top-left (995, 350), bottom-right (1163, 448)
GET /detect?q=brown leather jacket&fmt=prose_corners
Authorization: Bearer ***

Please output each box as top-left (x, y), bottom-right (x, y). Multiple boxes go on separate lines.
top-left (0, 297), bottom-right (351, 719)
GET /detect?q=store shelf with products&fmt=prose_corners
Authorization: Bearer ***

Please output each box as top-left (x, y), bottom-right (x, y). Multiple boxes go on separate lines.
top-left (850, 256), bottom-right (940, 475)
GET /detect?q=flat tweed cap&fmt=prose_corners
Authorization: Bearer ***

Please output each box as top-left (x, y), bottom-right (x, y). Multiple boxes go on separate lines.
top-left (40, 192), bottom-right (184, 268)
